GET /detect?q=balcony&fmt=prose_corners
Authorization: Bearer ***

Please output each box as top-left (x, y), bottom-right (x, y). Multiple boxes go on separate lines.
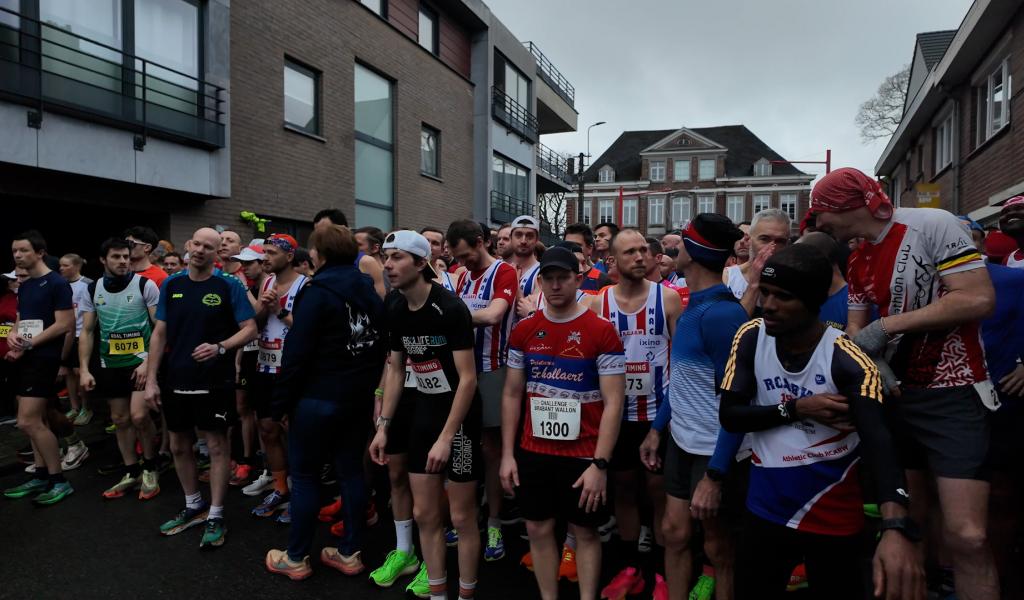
top-left (536, 142), bottom-right (573, 194)
top-left (0, 6), bottom-right (225, 148)
top-left (490, 189), bottom-right (533, 224)
top-left (491, 86), bottom-right (537, 144)
top-left (523, 41), bottom-right (577, 135)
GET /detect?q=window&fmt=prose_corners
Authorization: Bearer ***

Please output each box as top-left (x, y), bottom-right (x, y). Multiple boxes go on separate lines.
top-left (699, 158), bottom-right (716, 181)
top-left (417, 4), bottom-right (438, 55)
top-left (727, 195), bottom-right (745, 223)
top-left (752, 193), bottom-right (771, 213)
top-left (360, 0), bottom-right (385, 15)
top-left (284, 60), bottom-right (319, 134)
top-left (976, 58), bottom-right (1011, 146)
top-left (648, 196), bottom-right (664, 226)
top-left (133, 0), bottom-right (200, 115)
top-left (671, 196), bottom-right (691, 228)
top-left (698, 194), bottom-right (715, 214)
top-left (497, 52), bottom-right (529, 111)
top-left (421, 125), bottom-right (439, 177)
top-left (673, 158), bottom-right (690, 181)
top-left (582, 199), bottom-right (592, 225)
top-left (355, 64), bottom-right (394, 229)
top-left (780, 193), bottom-right (797, 221)
top-left (40, 0), bottom-right (123, 93)
top-left (598, 167), bottom-right (614, 183)
top-left (493, 154), bottom-right (529, 206)
top-left (753, 159), bottom-right (772, 177)
top-left (1, 0), bottom-right (19, 62)
top-left (649, 160), bottom-right (665, 182)
top-left (599, 199), bottom-right (614, 223)
top-left (621, 198), bottom-right (638, 226)
top-left (935, 113), bottom-right (953, 173)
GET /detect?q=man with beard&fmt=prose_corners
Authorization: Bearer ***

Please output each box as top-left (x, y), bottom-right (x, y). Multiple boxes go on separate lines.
top-left (723, 213), bottom-right (788, 316)
top-left (998, 195), bottom-right (1024, 269)
top-left (495, 223), bottom-right (514, 262)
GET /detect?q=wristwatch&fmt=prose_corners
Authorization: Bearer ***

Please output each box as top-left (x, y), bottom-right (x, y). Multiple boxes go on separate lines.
top-left (879, 517), bottom-right (922, 542)
top-left (591, 458), bottom-right (609, 470)
top-left (375, 416), bottom-right (392, 430)
top-left (216, 343), bottom-right (226, 356)
top-left (705, 468), bottom-right (725, 483)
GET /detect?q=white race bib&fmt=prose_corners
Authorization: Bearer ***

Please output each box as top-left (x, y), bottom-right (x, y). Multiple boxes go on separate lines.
top-left (257, 339), bottom-right (283, 368)
top-left (625, 362), bottom-right (652, 395)
top-left (243, 339), bottom-right (259, 352)
top-left (404, 364), bottom-right (417, 389)
top-left (530, 396), bottom-right (581, 440)
top-left (412, 359), bottom-right (452, 394)
top-left (18, 319), bottom-right (44, 339)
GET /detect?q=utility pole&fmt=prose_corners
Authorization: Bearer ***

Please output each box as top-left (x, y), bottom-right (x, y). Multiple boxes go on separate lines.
top-left (576, 152), bottom-right (585, 224)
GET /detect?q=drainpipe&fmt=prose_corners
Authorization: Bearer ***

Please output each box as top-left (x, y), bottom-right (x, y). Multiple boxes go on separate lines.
top-left (939, 84), bottom-right (961, 214)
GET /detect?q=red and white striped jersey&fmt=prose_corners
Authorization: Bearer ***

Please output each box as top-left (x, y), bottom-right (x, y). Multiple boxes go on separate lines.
top-left (457, 259), bottom-right (517, 373)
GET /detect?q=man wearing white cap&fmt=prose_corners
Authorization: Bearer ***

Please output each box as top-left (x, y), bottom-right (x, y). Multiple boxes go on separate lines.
top-left (510, 215), bottom-right (542, 318)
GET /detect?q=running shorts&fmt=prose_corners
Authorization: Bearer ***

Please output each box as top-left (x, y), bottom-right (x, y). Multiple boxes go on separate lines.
top-left (515, 449), bottom-right (609, 529)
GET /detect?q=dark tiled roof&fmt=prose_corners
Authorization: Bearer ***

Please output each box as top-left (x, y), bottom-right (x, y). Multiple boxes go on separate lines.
top-left (583, 125), bottom-right (806, 183)
top-left (917, 30), bottom-right (956, 70)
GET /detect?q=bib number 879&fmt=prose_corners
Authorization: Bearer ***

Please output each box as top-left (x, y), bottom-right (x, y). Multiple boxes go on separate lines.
top-left (539, 421), bottom-right (570, 438)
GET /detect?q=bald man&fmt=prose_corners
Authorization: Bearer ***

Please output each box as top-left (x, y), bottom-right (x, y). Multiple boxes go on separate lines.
top-left (219, 230), bottom-right (250, 287)
top-left (145, 227), bottom-right (258, 549)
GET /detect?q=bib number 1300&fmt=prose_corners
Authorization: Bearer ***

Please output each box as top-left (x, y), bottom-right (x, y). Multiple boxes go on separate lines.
top-left (530, 396), bottom-right (581, 441)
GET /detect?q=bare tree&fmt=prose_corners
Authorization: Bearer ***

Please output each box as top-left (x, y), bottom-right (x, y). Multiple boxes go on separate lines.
top-left (537, 192), bottom-right (567, 236)
top-left (855, 64), bottom-right (911, 143)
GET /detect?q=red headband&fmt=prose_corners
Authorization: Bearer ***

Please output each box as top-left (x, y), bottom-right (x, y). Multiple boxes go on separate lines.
top-left (811, 167), bottom-right (893, 219)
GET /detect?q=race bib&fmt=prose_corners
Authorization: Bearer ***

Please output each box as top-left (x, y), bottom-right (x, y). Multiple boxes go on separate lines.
top-left (530, 396), bottom-right (581, 440)
top-left (412, 359), bottom-right (452, 394)
top-left (404, 364), bottom-right (417, 389)
top-left (18, 319), bottom-right (43, 339)
top-left (974, 379), bottom-right (1001, 412)
top-left (243, 339), bottom-right (258, 352)
top-left (109, 331), bottom-right (144, 356)
top-left (257, 339), bottom-right (283, 368)
top-left (625, 362), bottom-right (652, 395)
top-left (0, 323), bottom-right (12, 338)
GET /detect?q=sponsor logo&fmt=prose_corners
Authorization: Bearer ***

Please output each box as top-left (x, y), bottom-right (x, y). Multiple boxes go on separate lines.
top-left (536, 330), bottom-right (547, 339)
top-left (814, 374), bottom-right (826, 385)
top-left (172, 293), bottom-right (184, 299)
top-left (202, 293), bottom-right (222, 307)
top-left (567, 330), bottom-right (582, 344)
top-left (214, 412), bottom-right (227, 421)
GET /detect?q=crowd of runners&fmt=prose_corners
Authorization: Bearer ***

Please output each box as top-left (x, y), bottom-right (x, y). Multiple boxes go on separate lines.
top-left (2, 166), bottom-right (1023, 600)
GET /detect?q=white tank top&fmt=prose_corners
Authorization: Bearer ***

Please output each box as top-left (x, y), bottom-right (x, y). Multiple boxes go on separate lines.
top-left (725, 265), bottom-right (747, 300)
top-left (1006, 251), bottom-right (1024, 270)
top-left (257, 273), bottom-right (308, 374)
top-left (438, 270), bottom-right (457, 293)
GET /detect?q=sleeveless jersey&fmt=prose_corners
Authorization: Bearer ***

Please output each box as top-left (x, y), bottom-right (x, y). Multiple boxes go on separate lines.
top-left (600, 283), bottom-right (670, 422)
top-left (69, 278), bottom-right (90, 337)
top-left (725, 265), bottom-right (747, 300)
top-left (92, 274), bottom-right (154, 369)
top-left (438, 270), bottom-right (457, 293)
top-left (1005, 250), bottom-right (1024, 270)
top-left (519, 262), bottom-right (541, 297)
top-left (257, 274), bottom-right (308, 374)
top-left (457, 260), bottom-right (516, 372)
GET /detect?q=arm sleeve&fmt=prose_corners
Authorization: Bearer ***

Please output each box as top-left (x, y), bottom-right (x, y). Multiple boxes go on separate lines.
top-left (703, 306), bottom-right (754, 471)
top-left (833, 337), bottom-right (908, 507)
top-left (718, 321), bottom-right (790, 432)
top-left (491, 263), bottom-right (518, 305)
top-left (143, 279), bottom-right (160, 307)
top-left (652, 396), bottom-right (671, 432)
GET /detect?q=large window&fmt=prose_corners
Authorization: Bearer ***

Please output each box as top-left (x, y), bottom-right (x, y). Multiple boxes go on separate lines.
top-left (493, 154), bottom-right (529, 204)
top-left (284, 60), bottom-right (319, 134)
top-left (976, 58), bottom-right (1010, 146)
top-left (599, 199), bottom-right (614, 223)
top-left (135, 0), bottom-right (198, 85)
top-left (780, 193), bottom-right (797, 221)
top-left (648, 196), bottom-right (664, 226)
top-left (649, 160), bottom-right (665, 182)
top-left (421, 125), bottom-right (439, 177)
top-left (753, 193), bottom-right (772, 213)
top-left (418, 4), bottom-right (438, 55)
top-left (622, 198), bottom-right (638, 226)
top-left (355, 64), bottom-right (394, 229)
top-left (699, 158), bottom-right (716, 181)
top-left (598, 167), bottom-right (614, 183)
top-left (497, 53), bottom-right (529, 112)
top-left (727, 195), bottom-right (745, 223)
top-left (673, 158), bottom-right (690, 181)
top-left (360, 0), bottom-right (385, 15)
top-left (40, 0), bottom-right (123, 93)
top-left (671, 196), bottom-right (691, 227)
top-left (934, 113), bottom-right (953, 173)
top-left (582, 199), bottom-right (592, 225)
top-left (698, 194), bottom-right (715, 214)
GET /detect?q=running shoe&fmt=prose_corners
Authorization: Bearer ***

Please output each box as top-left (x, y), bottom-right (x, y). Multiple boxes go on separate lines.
top-left (330, 519), bottom-right (345, 537)
top-left (61, 441), bottom-right (89, 470)
top-left (559, 546), bottom-right (578, 582)
top-left (198, 469), bottom-right (211, 483)
top-left (406, 563), bottom-right (430, 598)
top-left (200, 518), bottom-right (227, 549)
top-left (160, 505), bottom-right (209, 536)
top-left (598, 515), bottom-right (617, 543)
top-left (786, 564), bottom-right (808, 592)
top-left (229, 463), bottom-right (253, 487)
top-left (243, 470), bottom-right (275, 496)
top-left (638, 525), bottom-right (653, 554)
top-left (320, 547), bottom-right (364, 575)
top-left (366, 499), bottom-right (379, 526)
top-left (105, 422), bottom-right (117, 434)
top-left (689, 574), bottom-right (715, 600)
top-left (57, 387), bottom-right (69, 400)
top-left (196, 454), bottom-right (211, 471)
top-left (265, 549), bottom-right (312, 581)
top-left (32, 481), bottom-right (74, 506)
top-left (24, 463), bottom-right (38, 474)
top-left (276, 505), bottom-right (291, 524)
top-left (252, 490), bottom-right (289, 518)
top-left (369, 548), bottom-right (420, 587)
top-left (445, 526), bottom-right (459, 547)
top-left (485, 526), bottom-right (505, 561)
top-left (16, 446), bottom-right (34, 462)
top-left (139, 470), bottom-right (160, 500)
top-left (65, 407), bottom-right (79, 420)
top-left (653, 574), bottom-right (669, 600)
top-left (4, 478), bottom-right (49, 499)
top-left (318, 497), bottom-right (342, 522)
top-left (520, 551), bottom-right (533, 571)
top-left (102, 473), bottom-right (140, 499)
top-left (73, 408), bottom-right (93, 426)
top-left (601, 566), bottom-right (645, 599)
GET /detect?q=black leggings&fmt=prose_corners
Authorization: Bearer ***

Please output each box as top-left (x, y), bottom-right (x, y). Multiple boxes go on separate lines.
top-left (735, 511), bottom-right (863, 600)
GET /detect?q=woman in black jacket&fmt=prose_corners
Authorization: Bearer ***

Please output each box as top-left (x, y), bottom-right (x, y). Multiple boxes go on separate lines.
top-left (265, 224), bottom-right (387, 579)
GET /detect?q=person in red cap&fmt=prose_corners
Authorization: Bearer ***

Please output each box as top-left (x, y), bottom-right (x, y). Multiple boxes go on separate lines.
top-left (998, 195), bottom-right (1024, 269)
top-left (812, 167), bottom-right (999, 600)
top-left (983, 230), bottom-right (1017, 264)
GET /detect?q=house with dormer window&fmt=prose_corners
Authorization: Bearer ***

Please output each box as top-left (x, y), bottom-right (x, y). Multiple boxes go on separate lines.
top-left (571, 125), bottom-right (815, 234)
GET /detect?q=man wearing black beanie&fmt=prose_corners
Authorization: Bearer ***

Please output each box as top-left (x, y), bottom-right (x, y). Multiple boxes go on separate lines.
top-left (719, 244), bottom-right (924, 600)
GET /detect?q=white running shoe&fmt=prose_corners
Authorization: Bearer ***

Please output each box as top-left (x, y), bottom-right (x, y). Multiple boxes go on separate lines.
top-left (598, 516), bottom-right (617, 543)
top-left (243, 469), bottom-right (275, 497)
top-left (638, 525), bottom-right (653, 554)
top-left (61, 441), bottom-right (90, 471)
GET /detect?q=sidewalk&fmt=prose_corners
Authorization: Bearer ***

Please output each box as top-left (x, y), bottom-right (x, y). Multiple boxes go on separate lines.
top-left (0, 400), bottom-right (112, 476)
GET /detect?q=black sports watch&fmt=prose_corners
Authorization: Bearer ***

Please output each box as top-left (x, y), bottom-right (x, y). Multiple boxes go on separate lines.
top-left (879, 517), bottom-right (922, 542)
top-left (591, 458), bottom-right (609, 470)
top-left (705, 468), bottom-right (725, 483)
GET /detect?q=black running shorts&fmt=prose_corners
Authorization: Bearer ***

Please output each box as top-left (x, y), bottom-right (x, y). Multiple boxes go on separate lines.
top-left (15, 355), bottom-right (61, 398)
top-left (162, 388), bottom-right (236, 433)
top-left (515, 449), bottom-right (609, 529)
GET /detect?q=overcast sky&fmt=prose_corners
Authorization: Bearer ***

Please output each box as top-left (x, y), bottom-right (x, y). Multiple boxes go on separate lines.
top-left (485, 0), bottom-right (973, 183)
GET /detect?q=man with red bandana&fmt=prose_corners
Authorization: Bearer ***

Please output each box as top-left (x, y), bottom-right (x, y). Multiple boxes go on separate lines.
top-left (811, 167), bottom-right (999, 600)
top-left (998, 195), bottom-right (1024, 269)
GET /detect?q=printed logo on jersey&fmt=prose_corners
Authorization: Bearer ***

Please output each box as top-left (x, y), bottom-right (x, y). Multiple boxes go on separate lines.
top-left (815, 374), bottom-right (826, 385)
top-left (567, 330), bottom-right (582, 344)
top-left (172, 293), bottom-right (183, 299)
top-left (202, 293), bottom-right (222, 307)
top-left (401, 335), bottom-right (448, 355)
top-left (536, 330), bottom-right (546, 339)
top-left (95, 294), bottom-right (106, 306)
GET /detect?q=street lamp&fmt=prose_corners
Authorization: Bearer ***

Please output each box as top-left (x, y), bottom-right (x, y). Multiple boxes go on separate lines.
top-left (587, 121), bottom-right (606, 159)
top-left (578, 121), bottom-right (606, 226)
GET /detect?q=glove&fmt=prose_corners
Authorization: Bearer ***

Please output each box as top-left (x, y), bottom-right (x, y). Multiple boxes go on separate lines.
top-left (872, 357), bottom-right (901, 396)
top-left (852, 319), bottom-right (890, 357)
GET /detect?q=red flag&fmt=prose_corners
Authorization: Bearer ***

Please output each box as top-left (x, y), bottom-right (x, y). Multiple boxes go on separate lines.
top-left (617, 186), bottom-right (623, 225)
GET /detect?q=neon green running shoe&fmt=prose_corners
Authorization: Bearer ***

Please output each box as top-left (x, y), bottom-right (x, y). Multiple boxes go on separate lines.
top-left (4, 478), bottom-right (49, 499)
top-left (369, 548), bottom-right (420, 587)
top-left (405, 563), bottom-right (430, 598)
top-left (105, 422), bottom-right (117, 434)
top-left (32, 481), bottom-right (74, 506)
top-left (689, 574), bottom-right (716, 600)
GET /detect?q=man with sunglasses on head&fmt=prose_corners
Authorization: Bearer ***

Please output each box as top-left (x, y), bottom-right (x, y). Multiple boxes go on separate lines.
top-left (124, 226), bottom-right (168, 289)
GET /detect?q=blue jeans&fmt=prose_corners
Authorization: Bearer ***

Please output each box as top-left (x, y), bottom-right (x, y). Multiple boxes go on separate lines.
top-left (286, 396), bottom-right (369, 561)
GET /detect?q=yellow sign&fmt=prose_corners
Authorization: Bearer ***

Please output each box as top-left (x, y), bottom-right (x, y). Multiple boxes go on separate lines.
top-left (916, 183), bottom-right (941, 208)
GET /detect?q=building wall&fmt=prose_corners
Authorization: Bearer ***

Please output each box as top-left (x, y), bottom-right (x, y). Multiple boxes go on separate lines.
top-left (387, 0), bottom-right (472, 78)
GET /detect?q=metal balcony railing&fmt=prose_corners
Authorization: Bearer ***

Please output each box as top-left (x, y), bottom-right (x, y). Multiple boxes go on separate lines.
top-left (536, 142), bottom-right (573, 186)
top-left (490, 190), bottom-right (534, 224)
top-left (491, 86), bottom-right (538, 143)
top-left (523, 41), bottom-right (575, 108)
top-left (0, 5), bottom-right (225, 148)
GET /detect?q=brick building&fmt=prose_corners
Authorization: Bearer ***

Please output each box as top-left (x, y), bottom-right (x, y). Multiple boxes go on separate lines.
top-left (569, 126), bottom-right (814, 236)
top-left (875, 0), bottom-right (1024, 224)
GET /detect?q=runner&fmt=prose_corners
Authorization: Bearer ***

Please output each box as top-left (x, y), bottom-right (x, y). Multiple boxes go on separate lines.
top-left (78, 237), bottom-right (162, 500)
top-left (314, 208), bottom-right (386, 298)
top-left (144, 227), bottom-right (257, 549)
top-left (660, 232), bottom-right (681, 252)
top-left (250, 234), bottom-right (308, 520)
top-left (659, 249), bottom-right (679, 285)
top-left (2, 230), bottom-right (76, 505)
top-left (592, 229), bottom-right (683, 599)
top-left (59, 253), bottom-right (93, 426)
top-left (218, 230), bottom-right (250, 287)
top-left (500, 245), bottom-right (625, 600)
top-left (494, 223), bottom-right (514, 262)
top-left (368, 230), bottom-right (482, 599)
top-left (162, 252), bottom-right (185, 276)
top-left (232, 242), bottom-right (266, 491)
top-left (639, 214), bottom-right (748, 600)
top-left (593, 222), bottom-right (619, 273)
top-left (124, 226), bottom-right (168, 288)
top-left (722, 210), bottom-right (789, 315)
top-left (795, 232), bottom-right (849, 330)
top-left (564, 223), bottom-right (613, 294)
top-left (447, 219), bottom-right (518, 561)
top-left (292, 247), bottom-right (315, 277)
top-left (998, 195), bottom-right (1024, 269)
top-left (719, 243), bottom-right (923, 600)
top-left (812, 167), bottom-right (998, 600)
top-left (0, 271), bottom-right (18, 422)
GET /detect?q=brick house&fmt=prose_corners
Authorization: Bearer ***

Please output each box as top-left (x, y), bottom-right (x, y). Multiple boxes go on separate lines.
top-left (568, 126), bottom-right (814, 237)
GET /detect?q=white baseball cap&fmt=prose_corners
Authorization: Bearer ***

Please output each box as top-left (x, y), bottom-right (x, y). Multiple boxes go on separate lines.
top-left (1, 270), bottom-right (16, 280)
top-left (511, 215), bottom-right (540, 231)
top-left (383, 230), bottom-right (431, 259)
top-left (232, 244), bottom-right (266, 262)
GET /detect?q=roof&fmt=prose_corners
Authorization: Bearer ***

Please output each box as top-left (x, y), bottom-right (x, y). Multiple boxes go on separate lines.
top-left (582, 125), bottom-right (807, 183)
top-left (917, 30), bottom-right (957, 70)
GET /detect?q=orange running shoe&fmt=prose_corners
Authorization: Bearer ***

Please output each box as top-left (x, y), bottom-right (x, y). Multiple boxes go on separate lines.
top-left (520, 551), bottom-right (533, 571)
top-left (319, 497), bottom-right (342, 522)
top-left (558, 545), bottom-right (578, 582)
top-left (600, 566), bottom-right (645, 599)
